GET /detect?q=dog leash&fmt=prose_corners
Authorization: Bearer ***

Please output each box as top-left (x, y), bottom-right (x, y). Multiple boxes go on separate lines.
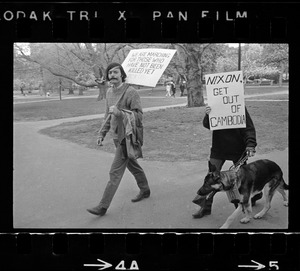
top-left (207, 152), bottom-right (248, 200)
top-left (229, 151), bottom-right (249, 172)
top-left (206, 152), bottom-right (249, 203)
top-left (226, 151), bottom-right (250, 205)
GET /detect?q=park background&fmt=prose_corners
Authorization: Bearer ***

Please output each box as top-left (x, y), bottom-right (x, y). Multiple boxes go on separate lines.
top-left (13, 43), bottom-right (289, 229)
top-left (14, 43), bottom-right (288, 104)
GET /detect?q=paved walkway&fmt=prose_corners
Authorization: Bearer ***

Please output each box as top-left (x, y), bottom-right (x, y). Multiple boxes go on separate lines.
top-left (13, 91), bottom-right (289, 230)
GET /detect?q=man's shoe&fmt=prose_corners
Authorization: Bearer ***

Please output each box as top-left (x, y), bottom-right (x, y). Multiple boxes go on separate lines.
top-left (251, 192), bottom-right (263, 206)
top-left (192, 208), bottom-right (211, 219)
top-left (87, 206), bottom-right (107, 216)
top-left (131, 190), bottom-right (150, 202)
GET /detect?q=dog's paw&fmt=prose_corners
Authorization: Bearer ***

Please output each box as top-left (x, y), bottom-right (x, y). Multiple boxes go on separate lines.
top-left (240, 217), bottom-right (250, 224)
top-left (283, 201), bottom-right (288, 207)
top-left (254, 213), bottom-right (263, 219)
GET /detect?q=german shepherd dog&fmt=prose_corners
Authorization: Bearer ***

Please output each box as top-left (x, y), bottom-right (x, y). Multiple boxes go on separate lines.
top-left (196, 159), bottom-right (288, 229)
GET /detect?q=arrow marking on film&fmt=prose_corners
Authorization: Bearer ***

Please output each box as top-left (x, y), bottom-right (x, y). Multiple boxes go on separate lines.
top-left (238, 260), bottom-right (265, 270)
top-left (84, 258), bottom-right (113, 270)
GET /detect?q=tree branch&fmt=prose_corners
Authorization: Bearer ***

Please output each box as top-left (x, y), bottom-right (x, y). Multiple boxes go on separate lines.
top-left (16, 49), bottom-right (96, 87)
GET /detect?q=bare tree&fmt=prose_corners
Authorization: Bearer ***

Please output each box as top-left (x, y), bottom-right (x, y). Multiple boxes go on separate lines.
top-left (261, 44), bottom-right (288, 86)
top-left (172, 43), bottom-right (215, 107)
top-left (14, 43), bottom-right (142, 100)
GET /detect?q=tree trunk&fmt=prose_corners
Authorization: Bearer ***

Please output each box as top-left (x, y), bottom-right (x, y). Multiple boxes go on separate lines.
top-left (186, 75), bottom-right (205, 107)
top-left (79, 86), bottom-right (84, 95)
top-left (67, 81), bottom-right (74, 94)
top-left (58, 78), bottom-right (62, 100)
top-left (97, 82), bottom-right (108, 101)
top-left (279, 61), bottom-right (284, 87)
top-left (187, 86), bottom-right (205, 107)
top-left (39, 67), bottom-right (46, 96)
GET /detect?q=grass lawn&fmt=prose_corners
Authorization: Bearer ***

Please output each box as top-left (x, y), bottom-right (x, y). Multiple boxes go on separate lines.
top-left (39, 100), bottom-right (288, 162)
top-left (14, 98), bottom-right (106, 121)
top-left (13, 85), bottom-right (288, 122)
top-left (246, 94), bottom-right (288, 100)
top-left (14, 85), bottom-right (288, 162)
top-left (13, 95), bottom-right (185, 121)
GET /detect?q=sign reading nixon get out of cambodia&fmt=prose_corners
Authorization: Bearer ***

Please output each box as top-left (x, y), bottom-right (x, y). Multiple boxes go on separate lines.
top-left (205, 71), bottom-right (246, 131)
top-left (122, 48), bottom-right (176, 87)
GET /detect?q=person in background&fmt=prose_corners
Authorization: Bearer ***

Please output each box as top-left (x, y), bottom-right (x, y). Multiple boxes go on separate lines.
top-left (20, 83), bottom-right (25, 96)
top-left (179, 81), bottom-right (185, 96)
top-left (170, 80), bottom-right (176, 97)
top-left (179, 76), bottom-right (187, 97)
top-left (165, 81), bottom-right (172, 97)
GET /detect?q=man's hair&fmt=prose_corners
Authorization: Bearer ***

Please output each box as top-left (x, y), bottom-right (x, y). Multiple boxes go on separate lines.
top-left (106, 62), bottom-right (127, 82)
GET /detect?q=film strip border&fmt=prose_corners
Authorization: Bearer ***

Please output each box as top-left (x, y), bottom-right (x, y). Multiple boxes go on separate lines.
top-left (1, 233), bottom-right (299, 270)
top-left (0, 2), bottom-right (295, 42)
top-left (3, 1), bottom-right (300, 271)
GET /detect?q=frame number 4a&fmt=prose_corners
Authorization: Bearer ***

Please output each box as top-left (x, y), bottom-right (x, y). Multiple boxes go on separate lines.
top-left (115, 260), bottom-right (139, 270)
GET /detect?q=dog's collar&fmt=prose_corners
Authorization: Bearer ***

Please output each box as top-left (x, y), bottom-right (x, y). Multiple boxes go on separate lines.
top-left (219, 170), bottom-right (238, 191)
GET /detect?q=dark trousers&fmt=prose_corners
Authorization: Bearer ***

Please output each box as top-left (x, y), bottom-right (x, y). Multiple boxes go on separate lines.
top-left (210, 157), bottom-right (241, 171)
top-left (98, 140), bottom-right (149, 209)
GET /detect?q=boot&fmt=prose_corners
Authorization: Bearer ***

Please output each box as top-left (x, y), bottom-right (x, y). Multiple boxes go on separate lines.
top-left (192, 194), bottom-right (206, 206)
top-left (192, 196), bottom-right (213, 219)
top-left (87, 205), bottom-right (107, 216)
top-left (131, 190), bottom-right (150, 202)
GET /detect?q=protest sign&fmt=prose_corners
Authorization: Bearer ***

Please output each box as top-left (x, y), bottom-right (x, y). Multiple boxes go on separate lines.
top-left (205, 70), bottom-right (246, 131)
top-left (122, 48), bottom-right (176, 87)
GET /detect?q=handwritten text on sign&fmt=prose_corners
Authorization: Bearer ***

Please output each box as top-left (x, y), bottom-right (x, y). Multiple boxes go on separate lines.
top-left (205, 71), bottom-right (246, 130)
top-left (122, 48), bottom-right (176, 87)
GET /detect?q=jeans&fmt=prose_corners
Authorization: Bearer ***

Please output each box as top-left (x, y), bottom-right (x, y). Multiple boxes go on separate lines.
top-left (98, 140), bottom-right (149, 209)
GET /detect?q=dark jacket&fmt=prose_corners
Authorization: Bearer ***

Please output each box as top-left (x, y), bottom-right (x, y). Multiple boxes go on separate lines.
top-left (203, 107), bottom-right (257, 161)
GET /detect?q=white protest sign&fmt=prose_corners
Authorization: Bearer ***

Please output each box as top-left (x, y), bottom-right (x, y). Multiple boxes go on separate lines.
top-left (122, 48), bottom-right (176, 87)
top-left (205, 70), bottom-right (246, 130)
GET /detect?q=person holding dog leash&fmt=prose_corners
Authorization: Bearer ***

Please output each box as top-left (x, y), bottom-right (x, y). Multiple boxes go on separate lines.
top-left (192, 105), bottom-right (260, 219)
top-left (87, 63), bottom-right (151, 217)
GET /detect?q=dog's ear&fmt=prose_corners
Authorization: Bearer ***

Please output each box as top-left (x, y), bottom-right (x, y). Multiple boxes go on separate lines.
top-left (212, 170), bottom-right (220, 179)
top-left (208, 161), bottom-right (217, 173)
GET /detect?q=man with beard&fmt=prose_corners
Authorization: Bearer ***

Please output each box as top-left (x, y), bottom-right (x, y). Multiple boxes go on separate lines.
top-left (87, 63), bottom-right (151, 216)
